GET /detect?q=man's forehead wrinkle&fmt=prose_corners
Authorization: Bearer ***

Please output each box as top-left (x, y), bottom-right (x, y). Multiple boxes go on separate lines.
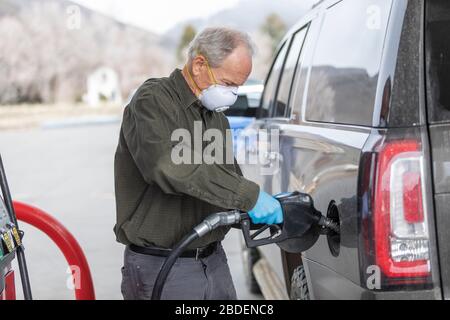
top-left (219, 61), bottom-right (249, 75)
top-left (218, 72), bottom-right (245, 87)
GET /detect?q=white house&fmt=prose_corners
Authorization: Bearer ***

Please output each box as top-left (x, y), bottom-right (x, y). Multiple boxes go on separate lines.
top-left (85, 67), bottom-right (122, 107)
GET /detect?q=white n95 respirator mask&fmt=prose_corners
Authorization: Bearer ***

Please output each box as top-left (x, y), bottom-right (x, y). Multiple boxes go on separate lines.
top-left (199, 84), bottom-right (238, 113)
top-left (186, 59), bottom-right (239, 113)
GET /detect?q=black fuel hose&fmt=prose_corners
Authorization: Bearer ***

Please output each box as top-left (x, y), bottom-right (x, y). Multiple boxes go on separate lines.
top-left (151, 230), bottom-right (199, 300)
top-left (151, 210), bottom-right (242, 300)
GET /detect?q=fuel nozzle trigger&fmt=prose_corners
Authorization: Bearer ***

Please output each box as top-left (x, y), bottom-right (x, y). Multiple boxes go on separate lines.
top-left (240, 191), bottom-right (340, 253)
top-left (240, 213), bottom-right (285, 248)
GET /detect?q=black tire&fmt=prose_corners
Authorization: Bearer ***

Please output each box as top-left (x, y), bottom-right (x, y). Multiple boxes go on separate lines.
top-left (241, 245), bottom-right (262, 295)
top-left (290, 265), bottom-right (310, 300)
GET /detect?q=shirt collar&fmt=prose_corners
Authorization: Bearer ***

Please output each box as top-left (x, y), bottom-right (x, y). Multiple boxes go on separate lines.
top-left (171, 68), bottom-right (199, 109)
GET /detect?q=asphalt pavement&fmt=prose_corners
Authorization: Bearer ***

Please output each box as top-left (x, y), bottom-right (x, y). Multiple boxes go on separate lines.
top-left (0, 123), bottom-right (261, 300)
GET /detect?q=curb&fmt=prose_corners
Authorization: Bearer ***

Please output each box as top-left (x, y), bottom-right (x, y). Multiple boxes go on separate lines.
top-left (41, 116), bottom-right (121, 129)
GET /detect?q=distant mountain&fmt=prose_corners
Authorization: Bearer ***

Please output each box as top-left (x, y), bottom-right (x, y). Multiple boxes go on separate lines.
top-left (162, 0), bottom-right (318, 49)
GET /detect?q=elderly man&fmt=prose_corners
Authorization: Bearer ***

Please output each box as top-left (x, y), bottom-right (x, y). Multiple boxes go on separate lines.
top-left (114, 27), bottom-right (282, 300)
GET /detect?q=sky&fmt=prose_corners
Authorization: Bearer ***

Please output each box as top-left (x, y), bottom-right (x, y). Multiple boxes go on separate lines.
top-left (69, 0), bottom-right (240, 34)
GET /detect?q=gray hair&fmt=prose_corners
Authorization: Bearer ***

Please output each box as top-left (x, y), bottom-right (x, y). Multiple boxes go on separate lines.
top-left (188, 27), bottom-right (255, 68)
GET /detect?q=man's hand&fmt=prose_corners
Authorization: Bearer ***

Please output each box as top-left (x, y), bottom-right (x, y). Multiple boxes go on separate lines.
top-left (248, 190), bottom-right (283, 225)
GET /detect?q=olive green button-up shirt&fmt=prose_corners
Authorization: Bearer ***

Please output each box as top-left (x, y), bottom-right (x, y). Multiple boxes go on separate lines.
top-left (114, 69), bottom-right (260, 249)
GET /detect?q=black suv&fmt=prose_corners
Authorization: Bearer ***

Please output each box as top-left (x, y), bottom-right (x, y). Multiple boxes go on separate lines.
top-left (237, 0), bottom-right (450, 299)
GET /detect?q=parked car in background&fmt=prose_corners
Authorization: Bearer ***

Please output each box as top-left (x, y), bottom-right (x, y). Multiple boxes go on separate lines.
top-left (226, 80), bottom-right (264, 154)
top-left (226, 79), bottom-right (264, 118)
top-left (237, 0), bottom-right (450, 300)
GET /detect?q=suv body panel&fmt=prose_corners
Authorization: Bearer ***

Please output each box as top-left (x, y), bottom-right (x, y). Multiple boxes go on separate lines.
top-left (238, 0), bottom-right (449, 299)
top-left (425, 0), bottom-right (450, 299)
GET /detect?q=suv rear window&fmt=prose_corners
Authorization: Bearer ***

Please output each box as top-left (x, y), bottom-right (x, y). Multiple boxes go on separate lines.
top-left (305, 0), bottom-right (391, 126)
top-left (426, 0), bottom-right (450, 123)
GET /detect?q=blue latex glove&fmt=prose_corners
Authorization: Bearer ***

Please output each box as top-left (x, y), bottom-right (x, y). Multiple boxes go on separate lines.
top-left (248, 190), bottom-right (283, 225)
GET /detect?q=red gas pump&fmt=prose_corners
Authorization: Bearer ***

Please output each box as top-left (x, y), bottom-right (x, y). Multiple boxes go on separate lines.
top-left (0, 257), bottom-right (16, 300)
top-left (0, 155), bottom-right (95, 300)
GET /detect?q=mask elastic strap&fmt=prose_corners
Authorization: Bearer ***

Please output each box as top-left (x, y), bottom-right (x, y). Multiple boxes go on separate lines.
top-left (204, 59), bottom-right (218, 85)
top-left (184, 65), bottom-right (202, 95)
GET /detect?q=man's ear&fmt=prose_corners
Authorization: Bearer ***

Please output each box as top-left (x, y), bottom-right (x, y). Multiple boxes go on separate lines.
top-left (191, 55), bottom-right (207, 77)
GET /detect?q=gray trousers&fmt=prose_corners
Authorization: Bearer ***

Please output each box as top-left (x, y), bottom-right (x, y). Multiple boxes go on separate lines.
top-left (121, 243), bottom-right (237, 300)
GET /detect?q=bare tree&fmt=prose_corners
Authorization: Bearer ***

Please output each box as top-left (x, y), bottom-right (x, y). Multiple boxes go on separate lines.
top-left (261, 13), bottom-right (287, 55)
top-left (0, 1), bottom-right (172, 105)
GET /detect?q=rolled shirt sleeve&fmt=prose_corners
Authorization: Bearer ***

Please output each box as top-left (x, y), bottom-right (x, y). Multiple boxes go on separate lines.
top-left (122, 94), bottom-right (260, 212)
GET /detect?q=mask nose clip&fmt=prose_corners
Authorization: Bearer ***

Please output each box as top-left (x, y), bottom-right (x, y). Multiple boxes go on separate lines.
top-left (214, 106), bottom-right (230, 113)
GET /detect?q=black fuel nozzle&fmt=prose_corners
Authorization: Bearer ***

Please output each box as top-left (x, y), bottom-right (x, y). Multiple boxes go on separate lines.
top-left (152, 192), bottom-right (340, 300)
top-left (274, 192), bottom-right (340, 235)
top-left (152, 195), bottom-right (339, 300)
top-left (240, 191), bottom-right (340, 253)
top-left (317, 215), bottom-right (340, 234)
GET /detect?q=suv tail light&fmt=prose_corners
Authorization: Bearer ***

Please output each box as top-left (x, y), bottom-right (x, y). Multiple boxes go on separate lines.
top-left (358, 133), bottom-right (433, 290)
top-left (374, 140), bottom-right (430, 279)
